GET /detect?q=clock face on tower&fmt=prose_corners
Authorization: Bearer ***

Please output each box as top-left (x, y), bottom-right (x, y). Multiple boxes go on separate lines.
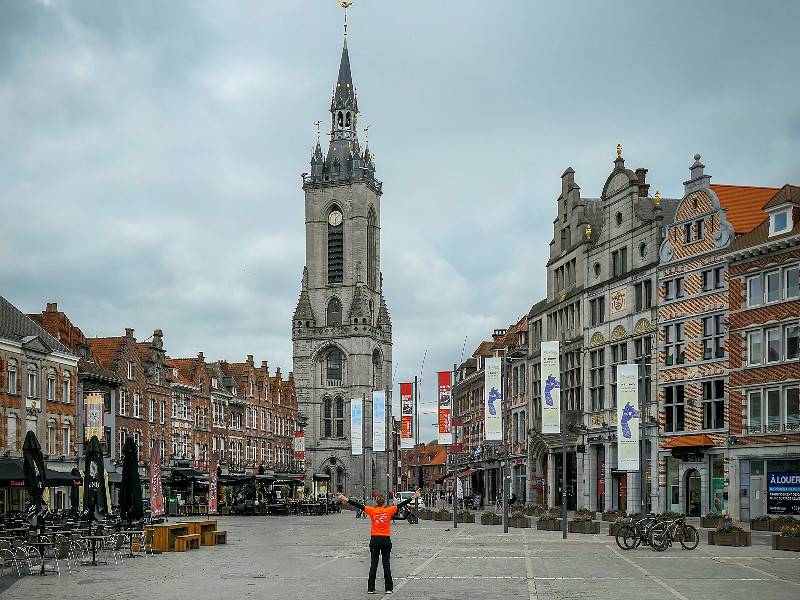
top-left (328, 210), bottom-right (343, 226)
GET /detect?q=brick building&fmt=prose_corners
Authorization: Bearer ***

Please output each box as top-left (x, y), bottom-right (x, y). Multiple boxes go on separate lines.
top-left (726, 184), bottom-right (800, 520)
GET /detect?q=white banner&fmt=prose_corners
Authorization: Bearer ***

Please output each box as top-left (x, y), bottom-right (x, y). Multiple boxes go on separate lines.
top-left (541, 341), bottom-right (561, 434)
top-left (372, 391), bottom-right (386, 452)
top-left (616, 364), bottom-right (640, 471)
top-left (484, 357), bottom-right (502, 441)
top-left (351, 397), bottom-right (363, 456)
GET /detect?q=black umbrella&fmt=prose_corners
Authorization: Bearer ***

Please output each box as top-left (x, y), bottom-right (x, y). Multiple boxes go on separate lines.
top-left (69, 467), bottom-right (81, 516)
top-left (120, 437), bottom-right (143, 523)
top-left (84, 435), bottom-right (108, 533)
top-left (22, 431), bottom-right (47, 527)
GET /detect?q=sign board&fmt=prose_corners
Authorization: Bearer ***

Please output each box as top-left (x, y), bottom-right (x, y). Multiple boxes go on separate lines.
top-left (438, 371), bottom-right (452, 445)
top-left (351, 398), bottom-right (363, 456)
top-left (372, 391), bottom-right (386, 452)
top-left (541, 342), bottom-right (560, 433)
top-left (484, 358), bottom-right (502, 441)
top-left (616, 364), bottom-right (639, 471)
top-left (767, 472), bottom-right (800, 515)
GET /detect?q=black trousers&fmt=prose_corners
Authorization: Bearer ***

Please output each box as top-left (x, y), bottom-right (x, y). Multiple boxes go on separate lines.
top-left (368, 535), bottom-right (393, 592)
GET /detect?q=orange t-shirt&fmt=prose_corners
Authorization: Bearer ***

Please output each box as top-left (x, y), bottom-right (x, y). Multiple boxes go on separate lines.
top-left (365, 505), bottom-right (398, 537)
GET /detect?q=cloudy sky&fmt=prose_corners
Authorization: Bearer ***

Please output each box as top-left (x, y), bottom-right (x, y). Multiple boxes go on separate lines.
top-left (2, 1), bottom-right (798, 441)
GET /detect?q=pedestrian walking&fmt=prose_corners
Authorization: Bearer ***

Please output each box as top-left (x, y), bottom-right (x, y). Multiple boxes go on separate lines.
top-left (338, 488), bottom-right (421, 594)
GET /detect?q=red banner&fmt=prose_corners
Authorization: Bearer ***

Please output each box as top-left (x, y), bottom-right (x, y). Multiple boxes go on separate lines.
top-left (438, 371), bottom-right (452, 444)
top-left (294, 431), bottom-right (305, 461)
top-left (150, 444), bottom-right (164, 517)
top-left (208, 453), bottom-right (218, 516)
top-left (400, 382), bottom-right (413, 449)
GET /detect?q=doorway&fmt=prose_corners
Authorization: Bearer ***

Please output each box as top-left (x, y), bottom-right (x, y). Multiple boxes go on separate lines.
top-left (750, 476), bottom-right (765, 518)
top-left (686, 469), bottom-right (701, 516)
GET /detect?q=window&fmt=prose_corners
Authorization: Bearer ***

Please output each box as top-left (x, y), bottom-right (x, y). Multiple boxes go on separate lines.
top-left (786, 324), bottom-right (799, 360)
top-left (639, 243), bottom-right (647, 258)
top-left (766, 389), bottom-right (782, 432)
top-left (133, 393), bottom-right (142, 418)
top-left (702, 380), bottom-right (725, 429)
top-left (589, 349), bottom-right (605, 411)
top-left (675, 277), bottom-right (685, 298)
top-left (612, 247), bottom-right (628, 277)
top-left (119, 390), bottom-right (128, 416)
top-left (62, 426), bottom-right (70, 456)
top-left (786, 266), bottom-right (800, 300)
top-left (27, 371), bottom-right (36, 398)
top-left (702, 315), bottom-right (725, 360)
top-left (748, 324), bottom-right (799, 364)
top-left (615, 212), bottom-right (623, 226)
top-left (127, 362), bottom-right (134, 380)
top-left (326, 349), bottom-right (343, 383)
top-left (771, 210), bottom-right (791, 235)
top-left (664, 280), bottom-right (674, 300)
top-left (748, 386), bottom-right (800, 433)
top-left (323, 398), bottom-right (332, 438)
top-left (327, 297), bottom-right (342, 326)
top-left (62, 374), bottom-right (70, 403)
top-left (610, 342), bottom-right (627, 407)
top-left (664, 323), bottom-right (684, 366)
top-left (160, 400), bottom-right (166, 425)
top-left (634, 336), bottom-right (652, 405)
top-left (694, 219), bottom-right (704, 241)
top-left (788, 387), bottom-right (800, 431)
top-left (748, 331), bottom-right (763, 366)
top-left (589, 297), bottom-right (605, 326)
top-left (47, 374), bottom-right (56, 401)
top-left (766, 328), bottom-right (781, 363)
top-left (46, 425), bottom-right (55, 454)
top-left (747, 276), bottom-right (762, 307)
top-left (765, 271), bottom-right (780, 303)
top-left (7, 361), bottom-right (17, 394)
top-left (634, 279), bottom-right (652, 311)
top-left (154, 369), bottom-right (160, 385)
top-left (336, 398), bottom-right (345, 437)
top-left (664, 385), bottom-right (685, 433)
top-left (327, 206), bottom-right (344, 284)
top-left (149, 398), bottom-right (156, 423)
top-left (703, 267), bottom-right (725, 291)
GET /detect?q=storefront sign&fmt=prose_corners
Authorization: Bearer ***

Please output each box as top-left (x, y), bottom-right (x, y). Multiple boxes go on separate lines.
top-left (767, 472), bottom-right (800, 515)
top-left (541, 342), bottom-right (560, 433)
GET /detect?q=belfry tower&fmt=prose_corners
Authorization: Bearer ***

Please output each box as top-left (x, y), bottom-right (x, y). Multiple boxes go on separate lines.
top-left (292, 13), bottom-right (392, 496)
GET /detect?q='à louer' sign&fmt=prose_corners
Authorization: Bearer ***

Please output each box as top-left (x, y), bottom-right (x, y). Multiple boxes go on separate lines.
top-left (768, 472), bottom-right (800, 515)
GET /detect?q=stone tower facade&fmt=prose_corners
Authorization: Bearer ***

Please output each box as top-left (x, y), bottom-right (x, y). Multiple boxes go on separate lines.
top-left (292, 34), bottom-right (392, 496)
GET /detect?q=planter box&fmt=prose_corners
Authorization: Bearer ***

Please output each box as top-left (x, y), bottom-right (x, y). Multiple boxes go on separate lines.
top-left (569, 521), bottom-right (600, 534)
top-left (772, 535), bottom-right (800, 552)
top-left (434, 512), bottom-right (450, 521)
top-left (770, 520), bottom-right (798, 532)
top-left (574, 511), bottom-right (597, 521)
top-left (527, 507), bottom-right (547, 517)
top-left (510, 517), bottom-right (531, 528)
top-left (458, 513), bottom-right (475, 524)
top-left (608, 522), bottom-right (627, 536)
top-left (481, 515), bottom-right (502, 525)
top-left (701, 517), bottom-right (724, 528)
top-left (536, 519), bottom-right (562, 531)
top-left (602, 512), bottom-right (626, 522)
top-left (708, 531), bottom-right (751, 547)
top-left (750, 519), bottom-right (771, 531)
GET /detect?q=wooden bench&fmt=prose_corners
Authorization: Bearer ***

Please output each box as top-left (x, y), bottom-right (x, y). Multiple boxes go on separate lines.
top-left (174, 533), bottom-right (201, 552)
top-left (212, 530), bottom-right (227, 545)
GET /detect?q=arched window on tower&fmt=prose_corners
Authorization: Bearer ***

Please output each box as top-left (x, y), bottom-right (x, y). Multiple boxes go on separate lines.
top-left (335, 398), bottom-right (345, 437)
top-left (345, 112), bottom-right (351, 128)
top-left (323, 398), bottom-right (333, 438)
top-left (328, 206), bottom-right (344, 283)
top-left (367, 207), bottom-right (377, 289)
top-left (327, 297), bottom-right (342, 326)
top-left (326, 349), bottom-right (343, 385)
top-left (372, 350), bottom-right (382, 390)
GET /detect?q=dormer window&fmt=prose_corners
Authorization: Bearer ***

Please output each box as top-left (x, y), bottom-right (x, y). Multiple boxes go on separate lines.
top-left (770, 210), bottom-right (791, 236)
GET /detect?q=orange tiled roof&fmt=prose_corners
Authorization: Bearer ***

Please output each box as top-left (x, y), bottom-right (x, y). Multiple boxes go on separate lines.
top-left (87, 337), bottom-right (125, 367)
top-left (474, 341), bottom-right (494, 357)
top-left (166, 358), bottom-right (194, 386)
top-left (710, 184), bottom-right (780, 234)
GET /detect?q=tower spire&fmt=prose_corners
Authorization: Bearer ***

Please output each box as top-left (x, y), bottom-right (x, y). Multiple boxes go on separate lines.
top-left (338, 2), bottom-right (353, 38)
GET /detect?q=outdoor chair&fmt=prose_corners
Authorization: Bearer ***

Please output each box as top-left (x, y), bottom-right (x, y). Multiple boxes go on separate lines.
top-left (102, 533), bottom-right (125, 566)
top-left (21, 545), bottom-right (41, 575)
top-left (69, 538), bottom-right (90, 566)
top-left (36, 540), bottom-right (61, 576)
top-left (0, 541), bottom-right (22, 576)
top-left (139, 528), bottom-right (154, 558)
top-left (53, 534), bottom-right (72, 574)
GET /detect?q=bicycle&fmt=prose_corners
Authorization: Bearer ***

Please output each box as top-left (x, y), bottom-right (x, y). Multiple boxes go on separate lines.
top-left (615, 513), bottom-right (662, 550)
top-left (649, 515), bottom-right (699, 551)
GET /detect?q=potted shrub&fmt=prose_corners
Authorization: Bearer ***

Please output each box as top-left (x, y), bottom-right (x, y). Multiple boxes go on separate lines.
top-left (569, 513), bottom-right (600, 534)
top-left (661, 510), bottom-right (681, 519)
top-left (770, 516), bottom-right (799, 532)
top-left (526, 505), bottom-right (546, 517)
top-left (708, 521), bottom-right (751, 547)
top-left (602, 509), bottom-right (626, 522)
top-left (750, 515), bottom-right (771, 531)
top-left (574, 507), bottom-right (597, 521)
top-left (481, 511), bottom-right (501, 525)
top-left (537, 514), bottom-right (561, 531)
top-left (701, 511), bottom-right (725, 528)
top-left (548, 506), bottom-right (564, 518)
top-left (772, 523), bottom-right (800, 552)
top-left (510, 510), bottom-right (531, 528)
top-left (458, 509), bottom-right (475, 524)
top-left (608, 516), bottom-right (631, 536)
top-left (435, 508), bottom-right (450, 521)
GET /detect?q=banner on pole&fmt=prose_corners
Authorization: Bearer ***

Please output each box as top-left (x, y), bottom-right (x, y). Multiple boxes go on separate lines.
top-left (83, 392), bottom-right (105, 441)
top-left (294, 431), bottom-right (305, 461)
top-left (400, 383), bottom-right (413, 449)
top-left (208, 453), bottom-right (218, 515)
top-left (351, 397), bottom-right (363, 455)
top-left (484, 357), bottom-right (502, 441)
top-left (373, 391), bottom-right (386, 452)
top-left (149, 443), bottom-right (164, 517)
top-left (541, 341), bottom-right (561, 434)
top-left (616, 364), bottom-right (640, 471)
top-left (438, 371), bottom-right (452, 445)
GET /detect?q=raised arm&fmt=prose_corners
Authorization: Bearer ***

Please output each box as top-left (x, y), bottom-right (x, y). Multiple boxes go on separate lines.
top-left (338, 492), bottom-right (365, 510)
top-left (396, 488), bottom-right (422, 510)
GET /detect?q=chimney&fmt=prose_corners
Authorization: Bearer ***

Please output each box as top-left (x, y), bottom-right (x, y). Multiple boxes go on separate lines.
top-left (198, 351), bottom-right (204, 362)
top-left (125, 328), bottom-right (135, 338)
top-left (247, 355), bottom-right (254, 366)
top-left (635, 168), bottom-right (650, 198)
top-left (46, 302), bottom-right (58, 313)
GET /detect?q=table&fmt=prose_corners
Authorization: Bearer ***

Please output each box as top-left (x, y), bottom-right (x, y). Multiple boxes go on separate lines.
top-left (144, 523), bottom-right (190, 552)
top-left (177, 520), bottom-right (217, 545)
top-left (27, 540), bottom-right (56, 575)
top-left (83, 535), bottom-right (107, 566)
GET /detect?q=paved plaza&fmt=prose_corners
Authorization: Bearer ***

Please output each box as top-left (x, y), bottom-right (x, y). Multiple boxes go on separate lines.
top-left (1, 514), bottom-right (799, 600)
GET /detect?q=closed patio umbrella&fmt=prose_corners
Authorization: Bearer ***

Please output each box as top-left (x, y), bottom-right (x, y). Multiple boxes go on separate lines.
top-left (120, 437), bottom-right (143, 523)
top-left (70, 467), bottom-right (81, 516)
top-left (22, 431), bottom-right (47, 528)
top-left (84, 435), bottom-right (108, 534)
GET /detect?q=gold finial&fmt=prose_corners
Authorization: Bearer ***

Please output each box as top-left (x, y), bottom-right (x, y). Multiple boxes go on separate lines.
top-left (585, 224), bottom-right (592, 240)
top-left (338, 1), bottom-right (353, 37)
top-left (313, 121), bottom-right (321, 140)
top-left (616, 143), bottom-right (622, 157)
top-left (654, 190), bottom-right (661, 205)
top-left (363, 125), bottom-right (370, 143)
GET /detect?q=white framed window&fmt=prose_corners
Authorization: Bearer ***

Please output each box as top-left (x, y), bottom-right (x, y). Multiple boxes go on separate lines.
top-left (747, 386), bottom-right (800, 434)
top-left (47, 375), bottom-right (56, 401)
top-left (149, 398), bottom-right (156, 423)
top-left (748, 391), bottom-right (762, 433)
top-left (27, 371), bottom-right (36, 398)
top-left (747, 276), bottom-right (761, 307)
top-left (154, 369), bottom-right (160, 385)
top-left (133, 393), bottom-right (141, 418)
top-left (770, 210), bottom-right (791, 236)
top-left (46, 425), bottom-right (55, 454)
top-left (62, 426), bottom-right (70, 456)
top-left (786, 265), bottom-right (800, 300)
top-left (766, 328), bottom-right (781, 364)
top-left (62, 373), bottom-right (71, 403)
top-left (160, 400), bottom-right (166, 424)
top-left (127, 361), bottom-right (134, 380)
top-left (748, 331), bottom-right (763, 366)
top-left (7, 361), bottom-right (17, 394)
top-left (787, 387), bottom-right (800, 432)
top-left (765, 270), bottom-right (781, 303)
top-left (766, 388), bottom-right (782, 432)
top-left (786, 324), bottom-right (799, 361)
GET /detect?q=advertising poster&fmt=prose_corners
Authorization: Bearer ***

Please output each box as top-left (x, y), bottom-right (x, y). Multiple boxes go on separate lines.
top-left (150, 443), bottom-right (164, 517)
top-left (438, 371), bottom-right (452, 445)
top-left (208, 453), bottom-right (218, 515)
top-left (83, 392), bottom-right (105, 441)
top-left (616, 364), bottom-right (639, 470)
top-left (351, 397), bottom-right (363, 456)
top-left (767, 473), bottom-right (800, 515)
top-left (372, 390), bottom-right (386, 452)
top-left (294, 431), bottom-right (305, 461)
top-left (540, 342), bottom-right (561, 434)
top-left (400, 383), bottom-right (413, 449)
top-left (484, 357), bottom-right (502, 441)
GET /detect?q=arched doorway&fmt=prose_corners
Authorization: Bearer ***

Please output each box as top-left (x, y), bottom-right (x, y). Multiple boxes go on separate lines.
top-left (685, 469), bottom-right (701, 516)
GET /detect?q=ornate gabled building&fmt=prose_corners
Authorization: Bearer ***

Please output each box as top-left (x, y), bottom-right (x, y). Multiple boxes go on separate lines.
top-left (292, 27), bottom-right (392, 495)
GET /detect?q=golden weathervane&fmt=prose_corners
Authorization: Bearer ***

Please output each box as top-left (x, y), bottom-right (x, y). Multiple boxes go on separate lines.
top-left (616, 143), bottom-right (622, 157)
top-left (338, 1), bottom-right (354, 37)
top-left (314, 121), bottom-right (321, 140)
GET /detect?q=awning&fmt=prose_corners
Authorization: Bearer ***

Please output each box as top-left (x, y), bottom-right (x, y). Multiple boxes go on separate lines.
top-left (660, 434), bottom-right (716, 449)
top-left (106, 471), bottom-right (122, 485)
top-left (0, 459), bottom-right (82, 487)
top-left (312, 473), bottom-right (330, 481)
top-left (438, 468), bottom-right (480, 483)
